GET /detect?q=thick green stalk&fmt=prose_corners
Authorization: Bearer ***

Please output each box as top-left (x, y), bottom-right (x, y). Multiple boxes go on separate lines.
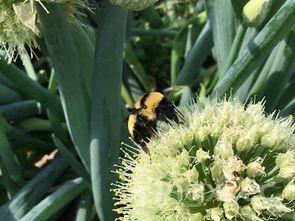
top-left (223, 23), bottom-right (247, 73)
top-left (0, 74), bottom-right (21, 93)
top-left (170, 27), bottom-right (188, 85)
top-left (213, 0), bottom-right (295, 96)
top-left (175, 22), bottom-right (213, 85)
top-left (0, 60), bottom-right (62, 113)
top-left (247, 44), bottom-right (280, 100)
top-left (205, 0), bottom-right (237, 76)
top-left (90, 1), bottom-right (127, 220)
top-left (8, 125), bottom-right (53, 152)
top-left (0, 100), bottom-right (42, 121)
top-left (37, 3), bottom-right (91, 169)
top-left (19, 49), bottom-right (37, 81)
top-left (53, 135), bottom-right (91, 187)
top-left (0, 159), bottom-right (18, 198)
top-left (17, 118), bottom-right (53, 133)
top-left (121, 83), bottom-right (133, 106)
top-left (281, 99), bottom-right (295, 116)
top-left (233, 67), bottom-right (261, 102)
top-left (0, 84), bottom-right (23, 104)
top-left (263, 32), bottom-right (295, 112)
top-left (72, 25), bottom-right (95, 96)
top-left (171, 12), bottom-right (207, 84)
top-left (0, 157), bottom-right (67, 220)
top-left (0, 116), bottom-right (23, 184)
top-left (179, 86), bottom-right (193, 105)
top-left (20, 178), bottom-right (86, 221)
top-left (47, 70), bottom-right (69, 145)
top-left (74, 191), bottom-right (93, 221)
top-left (276, 80), bottom-right (295, 110)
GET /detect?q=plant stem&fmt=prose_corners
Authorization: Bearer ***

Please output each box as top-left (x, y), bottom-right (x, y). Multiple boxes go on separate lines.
top-left (90, 1), bottom-right (128, 220)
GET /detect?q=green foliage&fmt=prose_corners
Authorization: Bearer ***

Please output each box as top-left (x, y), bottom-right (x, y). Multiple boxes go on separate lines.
top-left (0, 0), bottom-right (294, 220)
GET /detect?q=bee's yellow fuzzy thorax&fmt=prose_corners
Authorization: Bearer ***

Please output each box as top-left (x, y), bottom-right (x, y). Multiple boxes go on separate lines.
top-left (137, 92), bottom-right (164, 120)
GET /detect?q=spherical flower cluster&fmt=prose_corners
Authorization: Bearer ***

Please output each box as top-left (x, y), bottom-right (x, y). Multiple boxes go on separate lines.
top-left (0, 0), bottom-right (86, 62)
top-left (109, 0), bottom-right (159, 11)
top-left (113, 100), bottom-right (295, 221)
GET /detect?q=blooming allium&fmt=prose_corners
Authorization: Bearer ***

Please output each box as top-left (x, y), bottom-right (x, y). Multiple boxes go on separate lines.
top-left (0, 0), bottom-right (86, 62)
top-left (113, 100), bottom-right (295, 220)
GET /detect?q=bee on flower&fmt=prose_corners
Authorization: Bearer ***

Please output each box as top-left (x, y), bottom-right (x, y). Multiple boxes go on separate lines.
top-left (113, 100), bottom-right (295, 221)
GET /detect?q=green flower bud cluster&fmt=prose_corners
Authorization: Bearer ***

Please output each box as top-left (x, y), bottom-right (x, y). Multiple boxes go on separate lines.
top-left (114, 100), bottom-right (295, 220)
top-left (109, 0), bottom-right (159, 11)
top-left (0, 0), bottom-right (86, 62)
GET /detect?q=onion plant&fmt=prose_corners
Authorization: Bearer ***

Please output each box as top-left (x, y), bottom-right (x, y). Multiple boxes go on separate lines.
top-left (0, 0), bottom-right (294, 220)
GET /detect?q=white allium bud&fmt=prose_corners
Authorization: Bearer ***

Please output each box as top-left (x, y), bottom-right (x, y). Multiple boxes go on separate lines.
top-left (214, 137), bottom-right (234, 159)
top-left (206, 207), bottom-right (224, 221)
top-left (236, 132), bottom-right (256, 152)
top-left (246, 157), bottom-right (265, 178)
top-left (188, 183), bottom-right (204, 201)
top-left (189, 213), bottom-right (203, 221)
top-left (216, 181), bottom-right (239, 202)
top-left (240, 206), bottom-right (264, 221)
top-left (223, 201), bottom-right (239, 220)
top-left (275, 151), bottom-right (295, 179)
top-left (261, 132), bottom-right (278, 148)
top-left (222, 156), bottom-right (245, 181)
top-left (196, 149), bottom-right (210, 163)
top-left (282, 180), bottom-right (295, 201)
top-left (243, 0), bottom-right (270, 27)
top-left (185, 168), bottom-right (199, 184)
top-left (240, 177), bottom-right (260, 197)
top-left (251, 195), bottom-right (293, 216)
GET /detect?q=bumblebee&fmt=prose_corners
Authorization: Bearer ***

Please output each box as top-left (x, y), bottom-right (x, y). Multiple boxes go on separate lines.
top-left (127, 92), bottom-right (179, 147)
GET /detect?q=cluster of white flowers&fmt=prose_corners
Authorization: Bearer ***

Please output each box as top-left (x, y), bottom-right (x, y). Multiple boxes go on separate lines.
top-left (113, 100), bottom-right (295, 221)
top-left (0, 0), bottom-right (85, 62)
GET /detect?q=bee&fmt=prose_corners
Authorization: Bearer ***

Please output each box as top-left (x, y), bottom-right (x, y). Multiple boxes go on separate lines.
top-left (127, 92), bottom-right (180, 148)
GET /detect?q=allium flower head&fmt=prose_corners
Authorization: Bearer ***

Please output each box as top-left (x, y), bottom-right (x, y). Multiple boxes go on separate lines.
top-left (0, 0), bottom-right (86, 62)
top-left (113, 100), bottom-right (295, 220)
top-left (0, 1), bottom-right (38, 62)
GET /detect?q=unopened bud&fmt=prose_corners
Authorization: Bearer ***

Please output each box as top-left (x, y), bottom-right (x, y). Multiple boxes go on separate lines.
top-left (282, 180), bottom-right (295, 201)
top-left (243, 0), bottom-right (270, 27)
